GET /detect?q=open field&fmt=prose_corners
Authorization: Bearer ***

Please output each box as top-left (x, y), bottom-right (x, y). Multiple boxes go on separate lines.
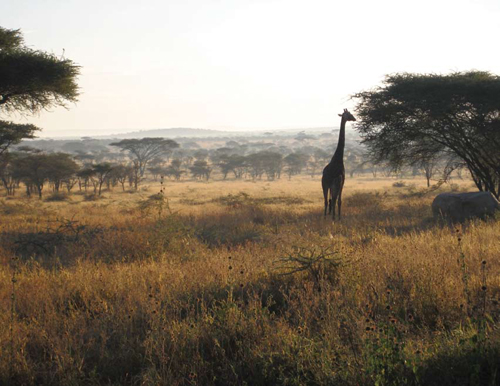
top-left (1, 176), bottom-right (499, 385)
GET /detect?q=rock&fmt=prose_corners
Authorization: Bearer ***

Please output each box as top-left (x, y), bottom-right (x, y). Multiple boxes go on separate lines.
top-left (432, 192), bottom-right (499, 222)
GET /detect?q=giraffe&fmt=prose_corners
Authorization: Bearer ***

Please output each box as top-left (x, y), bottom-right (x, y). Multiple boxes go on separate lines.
top-left (322, 108), bottom-right (356, 220)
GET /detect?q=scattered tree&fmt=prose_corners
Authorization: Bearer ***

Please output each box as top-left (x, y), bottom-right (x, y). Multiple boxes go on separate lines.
top-left (0, 121), bottom-right (38, 156)
top-left (245, 153), bottom-right (265, 180)
top-left (111, 164), bottom-right (133, 191)
top-left (164, 159), bottom-right (184, 181)
top-left (77, 168), bottom-right (95, 192)
top-left (354, 71), bottom-right (500, 198)
top-left (284, 153), bottom-right (309, 179)
top-left (260, 151), bottom-right (283, 180)
top-left (110, 138), bottom-right (179, 177)
top-left (0, 152), bottom-right (17, 195)
top-left (11, 153), bottom-right (49, 198)
top-left (189, 160), bottom-right (211, 180)
top-left (92, 163), bottom-right (114, 195)
top-left (45, 153), bottom-right (80, 192)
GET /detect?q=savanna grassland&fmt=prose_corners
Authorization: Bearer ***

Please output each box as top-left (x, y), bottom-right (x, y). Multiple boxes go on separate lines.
top-left (1, 176), bottom-right (499, 386)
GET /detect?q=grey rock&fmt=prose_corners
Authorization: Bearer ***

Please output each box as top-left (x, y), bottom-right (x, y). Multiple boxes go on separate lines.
top-left (432, 192), bottom-right (499, 222)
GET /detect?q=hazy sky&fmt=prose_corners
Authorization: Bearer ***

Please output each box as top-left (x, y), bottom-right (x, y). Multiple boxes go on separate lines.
top-left (2, 0), bottom-right (500, 137)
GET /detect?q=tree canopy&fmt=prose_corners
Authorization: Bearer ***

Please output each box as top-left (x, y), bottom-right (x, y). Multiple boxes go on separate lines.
top-left (0, 26), bottom-right (80, 163)
top-left (0, 121), bottom-right (38, 156)
top-left (110, 138), bottom-right (179, 176)
top-left (0, 27), bottom-right (80, 115)
top-left (354, 71), bottom-right (500, 198)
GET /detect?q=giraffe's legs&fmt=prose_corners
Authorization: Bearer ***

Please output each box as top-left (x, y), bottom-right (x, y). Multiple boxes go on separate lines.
top-left (337, 191), bottom-right (342, 220)
top-left (330, 186), bottom-right (338, 221)
top-left (323, 186), bottom-right (329, 217)
top-left (337, 179), bottom-right (344, 220)
top-left (329, 177), bottom-right (344, 221)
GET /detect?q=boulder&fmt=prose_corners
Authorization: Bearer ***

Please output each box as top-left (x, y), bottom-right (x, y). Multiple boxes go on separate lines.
top-left (432, 191), bottom-right (499, 222)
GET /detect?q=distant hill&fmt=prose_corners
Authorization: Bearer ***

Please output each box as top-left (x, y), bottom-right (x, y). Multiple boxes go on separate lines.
top-left (100, 127), bottom-right (359, 139)
top-left (105, 128), bottom-right (240, 139)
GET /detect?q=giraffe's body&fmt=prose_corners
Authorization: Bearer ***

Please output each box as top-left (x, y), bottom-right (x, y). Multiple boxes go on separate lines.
top-left (322, 109), bottom-right (356, 220)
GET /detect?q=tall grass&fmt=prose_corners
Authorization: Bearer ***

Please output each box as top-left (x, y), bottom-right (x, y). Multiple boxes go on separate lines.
top-left (0, 177), bottom-right (498, 385)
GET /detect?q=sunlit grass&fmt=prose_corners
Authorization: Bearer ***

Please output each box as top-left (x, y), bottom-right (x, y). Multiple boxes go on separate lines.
top-left (0, 177), bottom-right (498, 385)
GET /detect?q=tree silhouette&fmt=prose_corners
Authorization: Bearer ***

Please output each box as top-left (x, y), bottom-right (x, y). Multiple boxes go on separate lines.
top-left (189, 160), bottom-right (211, 180)
top-left (355, 71), bottom-right (500, 198)
top-left (110, 138), bottom-right (179, 177)
top-left (284, 153), bottom-right (309, 179)
top-left (0, 27), bottom-right (79, 114)
top-left (0, 121), bottom-right (38, 156)
top-left (92, 163), bottom-right (114, 195)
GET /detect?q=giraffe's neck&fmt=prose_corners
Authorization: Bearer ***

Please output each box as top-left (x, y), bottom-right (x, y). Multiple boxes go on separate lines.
top-left (331, 117), bottom-right (346, 163)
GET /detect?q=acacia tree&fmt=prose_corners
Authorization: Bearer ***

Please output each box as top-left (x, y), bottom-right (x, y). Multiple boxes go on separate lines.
top-left (260, 151), bottom-right (283, 180)
top-left (0, 121), bottom-right (38, 156)
top-left (245, 153), bottom-right (265, 180)
top-left (110, 138), bottom-right (179, 178)
top-left (165, 159), bottom-right (184, 180)
top-left (92, 163), bottom-right (114, 195)
top-left (189, 160), bottom-right (211, 180)
top-left (0, 152), bottom-right (18, 195)
top-left (12, 153), bottom-right (49, 198)
top-left (77, 168), bottom-right (95, 192)
top-left (110, 164), bottom-right (133, 191)
top-left (45, 153), bottom-right (80, 192)
top-left (0, 27), bottom-right (80, 114)
top-left (0, 27), bottom-right (79, 189)
top-left (354, 71), bottom-right (500, 198)
top-left (308, 148), bottom-right (329, 177)
top-left (284, 152), bottom-right (309, 180)
top-left (217, 154), bottom-right (246, 179)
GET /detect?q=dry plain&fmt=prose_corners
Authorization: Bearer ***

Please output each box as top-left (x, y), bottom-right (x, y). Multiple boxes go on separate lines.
top-left (0, 176), bottom-right (499, 386)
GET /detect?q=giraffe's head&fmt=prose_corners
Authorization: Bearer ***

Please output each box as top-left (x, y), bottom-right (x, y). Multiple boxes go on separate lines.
top-left (338, 108), bottom-right (356, 121)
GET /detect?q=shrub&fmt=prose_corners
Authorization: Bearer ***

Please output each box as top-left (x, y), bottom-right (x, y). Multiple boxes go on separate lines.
top-left (45, 192), bottom-right (70, 202)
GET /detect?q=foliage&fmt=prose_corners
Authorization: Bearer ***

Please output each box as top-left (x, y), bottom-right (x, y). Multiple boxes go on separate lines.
top-left (0, 26), bottom-right (80, 115)
top-left (276, 245), bottom-right (344, 289)
top-left (110, 138), bottom-right (179, 177)
top-left (8, 152), bottom-right (79, 197)
top-left (138, 192), bottom-right (170, 218)
top-left (10, 153), bottom-right (49, 198)
top-left (163, 158), bottom-right (184, 180)
top-left (44, 153), bottom-right (80, 192)
top-left (110, 164), bottom-right (133, 190)
top-left (91, 162), bottom-right (114, 195)
top-left (0, 121), bottom-right (38, 156)
top-left (261, 151), bottom-right (284, 180)
top-left (354, 71), bottom-right (500, 198)
top-left (189, 159), bottom-right (211, 180)
top-left (364, 325), bottom-right (410, 386)
top-left (284, 152), bottom-right (309, 179)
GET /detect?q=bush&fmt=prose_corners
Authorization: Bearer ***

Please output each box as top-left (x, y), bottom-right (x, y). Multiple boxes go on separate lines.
top-left (45, 192), bottom-right (70, 202)
top-left (344, 191), bottom-right (382, 208)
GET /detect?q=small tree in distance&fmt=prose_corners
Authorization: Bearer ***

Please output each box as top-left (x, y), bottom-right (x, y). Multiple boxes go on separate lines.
top-left (92, 163), bottom-right (114, 196)
top-left (189, 160), bottom-right (211, 180)
top-left (45, 153), bottom-right (80, 192)
top-left (284, 153), bottom-right (309, 180)
top-left (110, 138), bottom-right (179, 178)
top-left (111, 164), bottom-right (133, 191)
top-left (165, 159), bottom-right (184, 181)
top-left (0, 121), bottom-right (38, 156)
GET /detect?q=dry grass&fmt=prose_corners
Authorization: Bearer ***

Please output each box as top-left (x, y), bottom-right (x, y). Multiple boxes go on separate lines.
top-left (0, 176), bottom-right (499, 385)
